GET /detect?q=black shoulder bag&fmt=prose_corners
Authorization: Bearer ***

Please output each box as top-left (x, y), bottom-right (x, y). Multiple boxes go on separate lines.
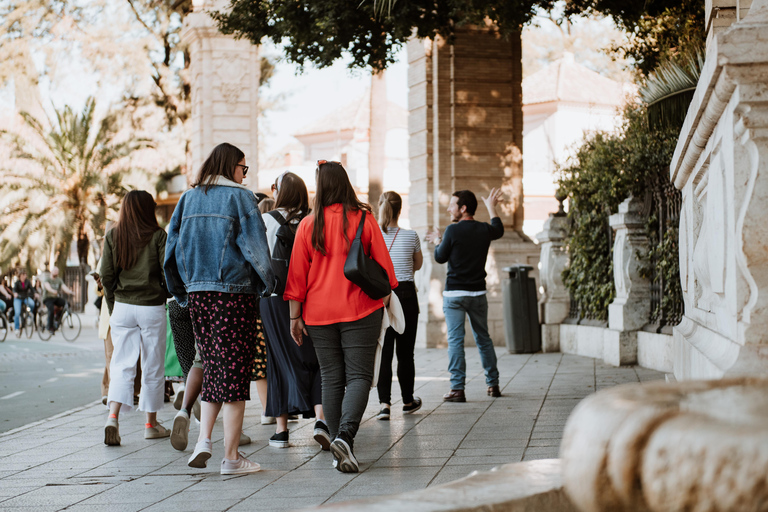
top-left (343, 211), bottom-right (391, 300)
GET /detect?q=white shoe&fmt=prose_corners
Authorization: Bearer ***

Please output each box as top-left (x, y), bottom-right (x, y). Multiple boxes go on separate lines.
top-left (173, 386), bottom-right (185, 410)
top-left (261, 414), bottom-right (276, 425)
top-left (188, 439), bottom-right (212, 468)
top-left (144, 421), bottom-right (170, 439)
top-left (221, 452), bottom-right (261, 475)
top-left (171, 409), bottom-right (190, 451)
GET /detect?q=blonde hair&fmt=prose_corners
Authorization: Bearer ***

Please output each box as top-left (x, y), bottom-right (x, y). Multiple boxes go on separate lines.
top-left (378, 191), bottom-right (402, 234)
top-left (258, 198), bottom-right (275, 214)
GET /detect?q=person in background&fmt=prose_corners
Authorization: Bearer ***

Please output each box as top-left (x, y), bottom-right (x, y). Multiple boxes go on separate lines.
top-left (285, 161), bottom-right (397, 473)
top-left (0, 279), bottom-right (12, 315)
top-left (258, 197), bottom-right (275, 214)
top-left (42, 267), bottom-right (74, 334)
top-left (375, 191), bottom-right (424, 420)
top-left (425, 188), bottom-right (504, 402)
top-left (165, 142), bottom-right (275, 475)
top-left (12, 270), bottom-right (35, 337)
top-left (101, 190), bottom-right (170, 446)
top-left (261, 171), bottom-right (329, 450)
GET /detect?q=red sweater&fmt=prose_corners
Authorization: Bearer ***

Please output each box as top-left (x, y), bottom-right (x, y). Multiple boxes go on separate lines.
top-left (284, 204), bottom-right (398, 326)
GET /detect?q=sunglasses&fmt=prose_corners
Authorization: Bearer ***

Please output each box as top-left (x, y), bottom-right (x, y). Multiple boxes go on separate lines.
top-left (317, 160), bottom-right (341, 167)
top-left (236, 164), bottom-right (249, 176)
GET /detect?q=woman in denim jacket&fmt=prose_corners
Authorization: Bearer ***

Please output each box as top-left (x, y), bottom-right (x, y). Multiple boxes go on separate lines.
top-left (164, 142), bottom-right (275, 475)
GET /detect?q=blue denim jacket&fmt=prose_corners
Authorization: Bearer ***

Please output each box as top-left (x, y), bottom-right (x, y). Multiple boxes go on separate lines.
top-left (164, 179), bottom-right (275, 305)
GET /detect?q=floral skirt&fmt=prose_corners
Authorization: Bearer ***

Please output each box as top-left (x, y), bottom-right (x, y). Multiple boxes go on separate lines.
top-left (188, 291), bottom-right (259, 403)
top-left (251, 315), bottom-right (267, 381)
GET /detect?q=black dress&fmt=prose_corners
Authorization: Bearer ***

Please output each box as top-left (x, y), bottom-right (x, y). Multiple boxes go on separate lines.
top-left (261, 296), bottom-right (322, 418)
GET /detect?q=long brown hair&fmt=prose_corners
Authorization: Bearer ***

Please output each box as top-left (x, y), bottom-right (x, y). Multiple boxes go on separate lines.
top-left (112, 190), bottom-right (161, 270)
top-left (311, 161), bottom-right (370, 255)
top-left (378, 191), bottom-right (402, 234)
top-left (192, 142), bottom-right (244, 193)
top-left (274, 172), bottom-right (310, 222)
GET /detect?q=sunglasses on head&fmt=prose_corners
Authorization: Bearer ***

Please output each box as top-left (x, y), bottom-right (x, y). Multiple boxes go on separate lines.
top-left (317, 160), bottom-right (341, 167)
top-left (236, 163), bottom-right (249, 176)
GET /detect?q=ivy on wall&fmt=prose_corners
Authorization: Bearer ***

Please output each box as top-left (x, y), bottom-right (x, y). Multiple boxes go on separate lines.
top-left (557, 105), bottom-right (681, 322)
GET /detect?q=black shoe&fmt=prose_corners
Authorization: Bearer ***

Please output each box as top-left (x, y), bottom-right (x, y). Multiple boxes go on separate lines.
top-left (487, 385), bottom-right (502, 397)
top-left (403, 397), bottom-right (422, 414)
top-left (330, 432), bottom-right (359, 473)
top-left (313, 421), bottom-right (331, 451)
top-left (376, 405), bottom-right (391, 421)
top-left (269, 430), bottom-right (289, 448)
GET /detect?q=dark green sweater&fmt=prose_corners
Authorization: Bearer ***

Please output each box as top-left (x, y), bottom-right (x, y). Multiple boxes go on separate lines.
top-left (100, 228), bottom-right (168, 314)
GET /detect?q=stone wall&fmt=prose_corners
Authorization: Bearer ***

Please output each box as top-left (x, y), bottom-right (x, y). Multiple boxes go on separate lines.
top-left (408, 27), bottom-right (540, 349)
top-left (670, 0), bottom-right (768, 379)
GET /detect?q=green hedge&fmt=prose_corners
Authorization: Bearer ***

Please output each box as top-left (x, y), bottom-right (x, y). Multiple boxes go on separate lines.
top-left (557, 105), bottom-right (681, 322)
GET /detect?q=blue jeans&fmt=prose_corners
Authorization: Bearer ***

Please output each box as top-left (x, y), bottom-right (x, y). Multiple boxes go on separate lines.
top-left (443, 294), bottom-right (499, 390)
top-left (14, 298), bottom-right (36, 330)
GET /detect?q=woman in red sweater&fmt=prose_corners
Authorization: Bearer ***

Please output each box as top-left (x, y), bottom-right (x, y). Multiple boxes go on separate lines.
top-left (285, 161), bottom-right (397, 473)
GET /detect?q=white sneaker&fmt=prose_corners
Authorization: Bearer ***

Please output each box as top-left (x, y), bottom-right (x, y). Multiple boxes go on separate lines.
top-left (221, 452), bottom-right (261, 475)
top-left (188, 438), bottom-right (212, 468)
top-left (173, 386), bottom-right (185, 410)
top-left (261, 414), bottom-right (276, 425)
top-left (144, 421), bottom-right (171, 439)
top-left (171, 409), bottom-right (190, 451)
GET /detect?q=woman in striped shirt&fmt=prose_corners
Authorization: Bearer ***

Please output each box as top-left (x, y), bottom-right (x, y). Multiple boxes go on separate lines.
top-left (376, 191), bottom-right (423, 420)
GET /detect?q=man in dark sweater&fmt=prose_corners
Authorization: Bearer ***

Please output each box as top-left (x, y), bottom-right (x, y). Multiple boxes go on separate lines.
top-left (426, 189), bottom-right (504, 402)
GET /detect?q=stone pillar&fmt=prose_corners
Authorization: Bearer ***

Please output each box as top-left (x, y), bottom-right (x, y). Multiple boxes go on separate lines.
top-left (599, 196), bottom-right (649, 366)
top-left (408, 26), bottom-right (540, 348)
top-left (536, 207), bottom-right (569, 353)
top-left (670, 0), bottom-right (768, 379)
top-left (182, 0), bottom-right (260, 190)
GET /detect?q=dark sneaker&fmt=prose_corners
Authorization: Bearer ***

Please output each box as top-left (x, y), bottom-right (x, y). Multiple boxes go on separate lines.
top-left (330, 432), bottom-right (359, 473)
top-left (488, 385), bottom-right (502, 397)
top-left (313, 421), bottom-right (331, 451)
top-left (269, 430), bottom-right (289, 448)
top-left (403, 397), bottom-right (422, 414)
top-left (376, 405), bottom-right (391, 421)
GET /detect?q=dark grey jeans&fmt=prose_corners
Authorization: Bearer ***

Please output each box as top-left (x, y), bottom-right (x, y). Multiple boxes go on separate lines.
top-left (307, 308), bottom-right (383, 440)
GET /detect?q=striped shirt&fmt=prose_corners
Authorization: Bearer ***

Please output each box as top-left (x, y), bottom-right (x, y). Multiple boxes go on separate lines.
top-left (380, 226), bottom-right (421, 282)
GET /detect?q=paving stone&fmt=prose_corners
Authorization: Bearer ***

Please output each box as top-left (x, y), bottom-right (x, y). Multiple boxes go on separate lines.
top-left (0, 348), bottom-right (663, 511)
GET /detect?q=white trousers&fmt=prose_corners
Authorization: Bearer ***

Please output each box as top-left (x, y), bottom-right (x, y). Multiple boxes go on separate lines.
top-left (107, 302), bottom-right (167, 412)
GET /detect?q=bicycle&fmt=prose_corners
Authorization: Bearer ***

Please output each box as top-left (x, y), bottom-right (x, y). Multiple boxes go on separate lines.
top-left (37, 301), bottom-right (82, 342)
top-left (7, 302), bottom-right (35, 339)
top-left (0, 310), bottom-right (8, 342)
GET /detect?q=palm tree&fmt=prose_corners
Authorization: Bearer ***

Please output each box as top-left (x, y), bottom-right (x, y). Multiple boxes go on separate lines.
top-left (0, 97), bottom-right (147, 270)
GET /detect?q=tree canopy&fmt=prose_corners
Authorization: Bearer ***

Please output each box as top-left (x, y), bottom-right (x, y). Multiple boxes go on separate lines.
top-left (214, 0), bottom-right (557, 71)
top-left (215, 0), bottom-right (703, 74)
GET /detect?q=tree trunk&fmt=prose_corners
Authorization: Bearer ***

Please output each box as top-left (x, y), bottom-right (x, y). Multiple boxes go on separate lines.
top-left (368, 70), bottom-right (387, 214)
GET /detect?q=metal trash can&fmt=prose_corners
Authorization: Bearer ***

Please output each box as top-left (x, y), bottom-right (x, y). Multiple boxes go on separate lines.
top-left (502, 264), bottom-right (541, 353)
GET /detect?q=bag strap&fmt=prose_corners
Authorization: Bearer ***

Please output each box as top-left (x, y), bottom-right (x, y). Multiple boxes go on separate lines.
top-left (354, 211), bottom-right (366, 242)
top-left (267, 210), bottom-right (288, 226)
top-left (387, 228), bottom-right (400, 252)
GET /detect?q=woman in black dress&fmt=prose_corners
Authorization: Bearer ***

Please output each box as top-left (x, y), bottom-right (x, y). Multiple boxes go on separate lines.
top-left (260, 172), bottom-right (329, 449)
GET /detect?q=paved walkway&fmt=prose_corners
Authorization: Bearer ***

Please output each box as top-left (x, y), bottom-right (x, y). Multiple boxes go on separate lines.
top-left (0, 349), bottom-right (663, 511)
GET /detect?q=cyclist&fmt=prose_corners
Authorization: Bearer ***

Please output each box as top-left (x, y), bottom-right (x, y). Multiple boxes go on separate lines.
top-left (13, 270), bottom-right (36, 337)
top-left (0, 280), bottom-right (11, 315)
top-left (42, 266), bottom-right (74, 335)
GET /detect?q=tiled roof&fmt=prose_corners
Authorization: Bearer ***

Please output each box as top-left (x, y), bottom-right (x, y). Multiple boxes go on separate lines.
top-left (523, 53), bottom-right (628, 107)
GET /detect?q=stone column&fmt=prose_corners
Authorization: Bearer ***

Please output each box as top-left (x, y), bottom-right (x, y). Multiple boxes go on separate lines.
top-left (182, 0), bottom-right (260, 190)
top-left (602, 196), bottom-right (650, 366)
top-left (536, 206), bottom-right (569, 353)
top-left (408, 26), bottom-right (540, 348)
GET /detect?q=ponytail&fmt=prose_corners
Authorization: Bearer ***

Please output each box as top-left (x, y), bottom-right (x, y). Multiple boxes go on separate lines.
top-left (378, 191), bottom-right (402, 234)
